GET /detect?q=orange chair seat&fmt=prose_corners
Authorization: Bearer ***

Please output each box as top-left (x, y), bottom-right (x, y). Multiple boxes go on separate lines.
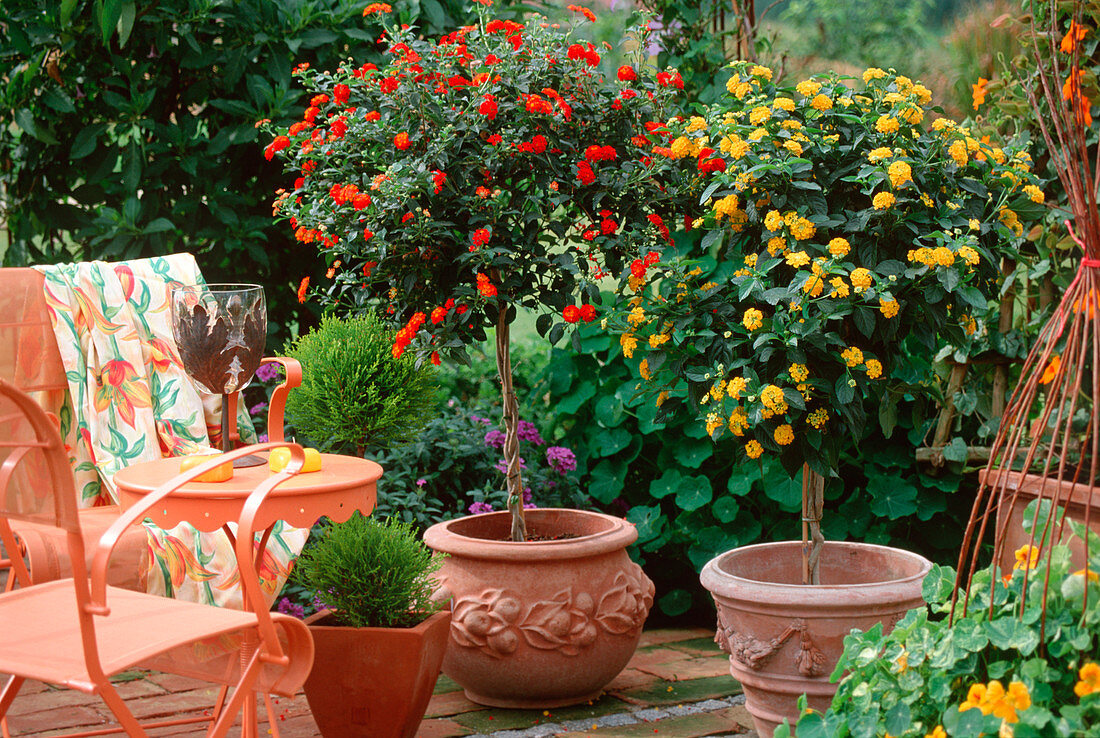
top-left (0, 580), bottom-right (258, 690)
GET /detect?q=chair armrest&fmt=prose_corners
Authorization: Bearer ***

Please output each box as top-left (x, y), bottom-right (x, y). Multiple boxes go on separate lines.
top-left (233, 444), bottom-right (307, 662)
top-left (88, 442), bottom-right (305, 615)
top-left (259, 357), bottom-right (302, 443)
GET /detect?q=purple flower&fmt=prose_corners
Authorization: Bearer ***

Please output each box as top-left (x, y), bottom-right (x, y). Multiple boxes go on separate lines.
top-left (249, 401), bottom-right (268, 416)
top-left (257, 433), bottom-right (269, 443)
top-left (416, 477), bottom-right (427, 487)
top-left (517, 420), bottom-right (544, 446)
top-left (254, 362), bottom-right (280, 382)
top-left (523, 502), bottom-right (537, 509)
top-left (523, 487), bottom-right (532, 503)
top-left (484, 429), bottom-right (506, 449)
top-left (468, 501), bottom-right (495, 514)
top-left (470, 415), bottom-right (491, 425)
top-left (311, 593), bottom-right (329, 612)
top-left (276, 597), bottom-right (305, 619)
top-left (546, 446), bottom-right (577, 475)
top-left (495, 457), bottom-right (526, 475)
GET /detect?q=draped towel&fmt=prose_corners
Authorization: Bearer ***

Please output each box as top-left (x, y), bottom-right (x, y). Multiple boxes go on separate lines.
top-left (35, 255), bottom-right (307, 608)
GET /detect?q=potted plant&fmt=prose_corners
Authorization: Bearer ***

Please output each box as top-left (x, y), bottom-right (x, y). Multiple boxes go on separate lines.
top-left (294, 513), bottom-right (450, 738)
top-left (263, 3), bottom-right (678, 706)
top-left (789, 526), bottom-right (1100, 737)
top-left (603, 63), bottom-right (1042, 734)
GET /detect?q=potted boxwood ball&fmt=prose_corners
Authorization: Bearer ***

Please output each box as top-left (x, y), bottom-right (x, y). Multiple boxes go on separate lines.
top-left (295, 514), bottom-right (449, 738)
top-left (604, 64), bottom-right (1042, 736)
top-left (263, 3), bottom-right (676, 707)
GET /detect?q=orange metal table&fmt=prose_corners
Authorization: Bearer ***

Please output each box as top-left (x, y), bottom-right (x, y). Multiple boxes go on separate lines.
top-left (113, 452), bottom-right (382, 737)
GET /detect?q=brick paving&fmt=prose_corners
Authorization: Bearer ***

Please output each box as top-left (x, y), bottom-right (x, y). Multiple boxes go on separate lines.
top-left (1, 627), bottom-right (757, 737)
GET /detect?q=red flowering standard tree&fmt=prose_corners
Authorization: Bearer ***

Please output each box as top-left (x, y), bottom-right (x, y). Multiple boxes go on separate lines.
top-left (264, 3), bottom-right (681, 541)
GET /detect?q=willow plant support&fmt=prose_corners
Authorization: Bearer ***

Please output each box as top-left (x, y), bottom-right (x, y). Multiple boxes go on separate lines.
top-left (953, 0), bottom-right (1098, 630)
top-left (801, 465), bottom-right (825, 585)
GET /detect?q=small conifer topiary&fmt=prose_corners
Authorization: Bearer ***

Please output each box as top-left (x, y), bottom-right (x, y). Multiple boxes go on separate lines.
top-left (282, 313), bottom-right (439, 455)
top-left (292, 513), bottom-right (444, 628)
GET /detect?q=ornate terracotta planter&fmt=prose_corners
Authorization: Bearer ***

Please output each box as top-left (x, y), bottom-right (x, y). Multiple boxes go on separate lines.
top-left (302, 609), bottom-right (452, 738)
top-left (422, 508), bottom-right (654, 708)
top-left (983, 468), bottom-right (1100, 574)
top-left (700, 541), bottom-right (930, 738)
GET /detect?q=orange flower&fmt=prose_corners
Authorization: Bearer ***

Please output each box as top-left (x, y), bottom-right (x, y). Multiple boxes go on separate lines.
top-left (566, 4), bottom-right (597, 22)
top-left (972, 77), bottom-right (989, 110)
top-left (1039, 354), bottom-right (1061, 384)
top-left (394, 131), bottom-right (411, 150)
top-left (93, 359), bottom-right (152, 428)
top-left (1062, 68), bottom-right (1093, 127)
top-left (1061, 20), bottom-right (1090, 54)
top-left (297, 276), bottom-right (310, 304)
top-left (362, 2), bottom-right (392, 15)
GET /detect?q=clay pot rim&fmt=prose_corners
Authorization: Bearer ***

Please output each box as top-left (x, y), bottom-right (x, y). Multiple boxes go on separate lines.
top-left (422, 508), bottom-right (637, 560)
top-left (303, 608), bottom-right (452, 633)
top-left (980, 468), bottom-right (1100, 504)
top-left (700, 540), bottom-right (931, 607)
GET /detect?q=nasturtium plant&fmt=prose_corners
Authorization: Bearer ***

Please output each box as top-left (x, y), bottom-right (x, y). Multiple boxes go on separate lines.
top-left (263, 2), bottom-right (682, 539)
top-left (787, 527), bottom-right (1100, 738)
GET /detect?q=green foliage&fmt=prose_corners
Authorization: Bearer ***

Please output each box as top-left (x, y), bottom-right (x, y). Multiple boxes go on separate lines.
top-left (263, 6), bottom-right (683, 363)
top-left (282, 313), bottom-right (440, 454)
top-left (291, 513), bottom-right (443, 628)
top-left (540, 319), bottom-right (974, 617)
top-left (0, 0), bottom-right (504, 344)
top-left (780, 0), bottom-right (934, 71)
top-left (371, 398), bottom-right (585, 529)
top-left (794, 534), bottom-right (1100, 737)
top-left (605, 65), bottom-right (1041, 479)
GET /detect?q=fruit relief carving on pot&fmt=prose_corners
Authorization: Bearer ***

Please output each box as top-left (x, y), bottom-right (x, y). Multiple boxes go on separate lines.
top-left (715, 614), bottom-right (827, 678)
top-left (444, 566), bottom-right (654, 659)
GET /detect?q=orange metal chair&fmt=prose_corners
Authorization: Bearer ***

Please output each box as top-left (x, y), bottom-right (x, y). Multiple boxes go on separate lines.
top-left (0, 378), bottom-right (314, 737)
top-left (0, 266), bottom-right (302, 592)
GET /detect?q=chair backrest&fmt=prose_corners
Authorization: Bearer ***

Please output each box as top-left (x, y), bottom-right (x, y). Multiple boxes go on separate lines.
top-left (0, 269), bottom-right (68, 394)
top-left (0, 378), bottom-right (83, 535)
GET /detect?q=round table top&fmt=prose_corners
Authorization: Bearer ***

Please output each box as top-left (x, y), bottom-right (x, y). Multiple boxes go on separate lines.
top-left (113, 453), bottom-right (382, 531)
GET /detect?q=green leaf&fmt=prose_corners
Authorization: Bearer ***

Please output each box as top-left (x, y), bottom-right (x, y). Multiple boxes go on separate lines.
top-left (942, 437), bottom-right (968, 463)
top-left (14, 109), bottom-right (59, 145)
top-left (674, 436), bottom-right (713, 468)
top-left (650, 469), bottom-right (682, 499)
top-left (557, 380), bottom-right (595, 414)
top-left (116, 1), bottom-right (136, 47)
top-left (592, 427), bottom-right (631, 457)
top-left (883, 702), bottom-right (911, 736)
top-left (986, 617), bottom-right (1040, 654)
top-left (100, 0), bottom-right (122, 45)
top-left (713, 495), bottom-right (739, 522)
top-left (594, 394), bottom-right (625, 428)
top-left (589, 458), bottom-right (626, 503)
top-left (626, 504), bottom-right (665, 544)
top-left (675, 475), bottom-right (713, 511)
top-left (868, 474), bottom-right (918, 519)
top-left (657, 589), bottom-right (693, 617)
top-left (834, 374), bottom-right (855, 405)
top-left (727, 473), bottom-right (753, 497)
top-left (41, 88), bottom-right (76, 114)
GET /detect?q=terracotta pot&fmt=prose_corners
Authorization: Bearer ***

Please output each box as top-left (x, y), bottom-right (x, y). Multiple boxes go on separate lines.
top-left (982, 468), bottom-right (1100, 574)
top-left (700, 541), bottom-right (931, 738)
top-left (302, 609), bottom-right (452, 738)
top-left (422, 508), bottom-right (653, 708)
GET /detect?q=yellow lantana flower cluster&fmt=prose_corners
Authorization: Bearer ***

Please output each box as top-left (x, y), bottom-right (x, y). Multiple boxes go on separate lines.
top-left (841, 346), bottom-right (864, 367)
top-left (759, 384), bottom-right (788, 416)
top-left (742, 308), bottom-right (763, 331)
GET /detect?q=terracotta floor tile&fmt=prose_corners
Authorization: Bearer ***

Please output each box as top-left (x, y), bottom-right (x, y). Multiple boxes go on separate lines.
top-left (638, 629), bottom-right (713, 649)
top-left (426, 689), bottom-right (485, 718)
top-left (632, 657), bottom-right (732, 682)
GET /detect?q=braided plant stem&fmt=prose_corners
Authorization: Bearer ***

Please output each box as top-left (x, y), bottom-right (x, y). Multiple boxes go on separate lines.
top-left (495, 307), bottom-right (527, 542)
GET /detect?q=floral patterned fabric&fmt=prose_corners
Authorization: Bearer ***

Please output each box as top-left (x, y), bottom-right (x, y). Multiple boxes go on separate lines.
top-left (35, 255), bottom-right (306, 608)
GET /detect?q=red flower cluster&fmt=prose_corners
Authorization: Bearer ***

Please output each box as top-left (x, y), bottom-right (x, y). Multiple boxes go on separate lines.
top-left (392, 311), bottom-right (426, 359)
top-left (394, 131), bottom-right (411, 150)
top-left (333, 83), bottom-right (351, 104)
top-left (264, 135), bottom-right (290, 160)
top-left (329, 116), bottom-right (348, 138)
top-left (697, 148), bottom-right (726, 174)
top-left (567, 42), bottom-right (600, 67)
top-left (566, 4), bottom-right (597, 22)
top-left (476, 272), bottom-right (497, 297)
top-left (522, 93), bottom-right (554, 115)
top-left (362, 2), bottom-right (392, 16)
top-left (472, 227), bottom-right (491, 249)
top-left (617, 66), bottom-right (637, 82)
top-left (584, 145), bottom-right (617, 162)
top-left (517, 134), bottom-right (548, 154)
top-left (479, 94), bottom-right (498, 119)
top-left (432, 169), bottom-right (447, 193)
top-left (647, 214), bottom-right (672, 245)
top-left (380, 76), bottom-right (400, 94)
top-left (630, 250), bottom-right (660, 279)
top-left (562, 304), bottom-right (597, 323)
top-left (576, 161), bottom-right (596, 185)
top-left (656, 71), bottom-right (684, 89)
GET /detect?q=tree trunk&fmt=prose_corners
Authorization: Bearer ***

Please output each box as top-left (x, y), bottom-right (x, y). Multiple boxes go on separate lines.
top-left (495, 308), bottom-right (527, 542)
top-left (801, 465), bottom-right (824, 585)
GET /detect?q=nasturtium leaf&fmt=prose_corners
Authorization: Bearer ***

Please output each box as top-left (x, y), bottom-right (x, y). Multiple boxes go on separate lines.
top-left (592, 427), bottom-right (631, 457)
top-left (556, 380), bottom-right (595, 414)
top-left (650, 469), bottom-right (682, 499)
top-left (626, 504), bottom-right (666, 545)
top-left (712, 495), bottom-right (739, 523)
top-left (727, 473), bottom-right (753, 497)
top-left (594, 394), bottom-right (625, 428)
top-left (942, 437), bottom-right (968, 463)
top-left (589, 458), bottom-right (627, 503)
top-left (868, 473), bottom-right (918, 519)
top-left (674, 436), bottom-right (713, 468)
top-left (675, 475), bottom-right (712, 511)
top-left (658, 589), bottom-right (693, 617)
top-left (986, 617), bottom-right (1040, 655)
